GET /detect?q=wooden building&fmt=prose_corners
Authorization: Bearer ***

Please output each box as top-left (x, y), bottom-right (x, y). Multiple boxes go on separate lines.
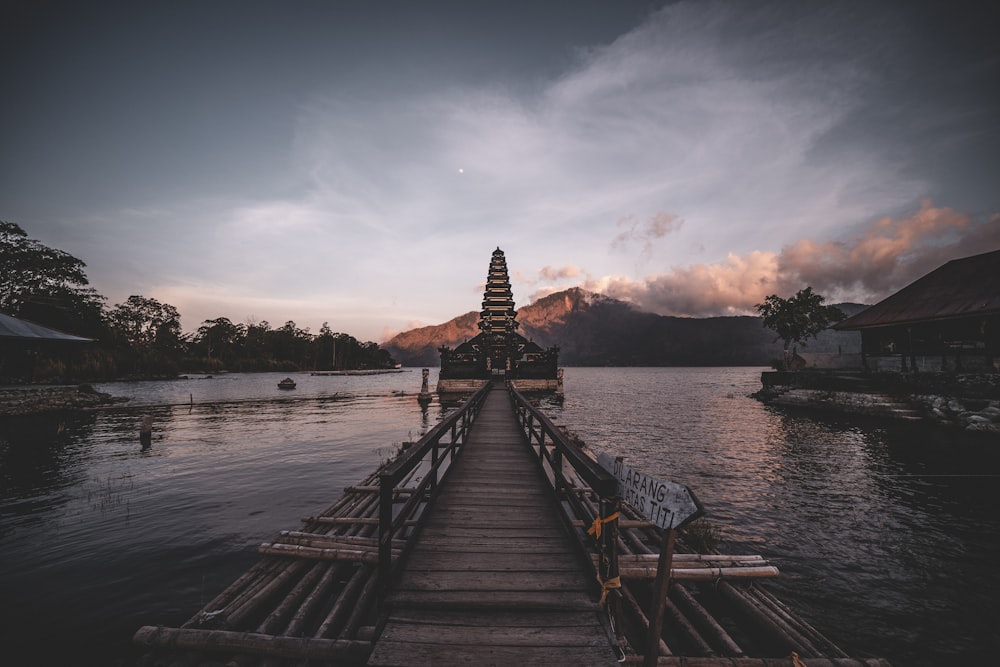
top-left (833, 249), bottom-right (1000, 372)
top-left (437, 248), bottom-right (560, 394)
top-left (0, 312), bottom-right (94, 382)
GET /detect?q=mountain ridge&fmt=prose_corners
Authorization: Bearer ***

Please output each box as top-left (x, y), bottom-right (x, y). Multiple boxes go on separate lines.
top-left (383, 287), bottom-right (866, 367)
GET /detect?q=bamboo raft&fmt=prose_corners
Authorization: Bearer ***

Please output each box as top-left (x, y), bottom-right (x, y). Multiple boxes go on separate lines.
top-left (133, 382), bottom-right (891, 666)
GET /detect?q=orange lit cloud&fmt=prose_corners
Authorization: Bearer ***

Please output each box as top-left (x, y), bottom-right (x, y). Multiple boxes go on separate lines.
top-left (578, 201), bottom-right (999, 316)
top-left (519, 264), bottom-right (587, 290)
top-left (775, 200), bottom-right (993, 301)
top-left (539, 264), bottom-right (585, 281)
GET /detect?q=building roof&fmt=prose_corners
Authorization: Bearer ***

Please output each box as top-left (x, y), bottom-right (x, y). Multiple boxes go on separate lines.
top-left (834, 249), bottom-right (1000, 330)
top-left (0, 313), bottom-right (95, 342)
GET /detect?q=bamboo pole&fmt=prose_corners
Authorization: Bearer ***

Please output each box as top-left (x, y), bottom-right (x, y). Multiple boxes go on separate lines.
top-left (670, 583), bottom-right (744, 657)
top-left (181, 559), bottom-right (279, 629)
top-left (621, 658), bottom-right (893, 666)
top-left (133, 626), bottom-right (372, 662)
top-left (313, 487), bottom-right (378, 528)
top-left (339, 564), bottom-right (380, 640)
top-left (257, 542), bottom-right (398, 563)
top-left (225, 560), bottom-right (310, 629)
top-left (616, 564), bottom-right (780, 581)
top-left (315, 564), bottom-right (370, 639)
top-left (309, 516), bottom-right (418, 526)
top-left (620, 581), bottom-right (672, 657)
top-left (616, 554), bottom-right (768, 564)
top-left (195, 560), bottom-right (288, 627)
top-left (751, 585), bottom-right (849, 659)
top-left (283, 562), bottom-right (348, 637)
top-left (659, 592), bottom-right (716, 657)
top-left (345, 485), bottom-right (419, 494)
top-left (256, 561), bottom-right (328, 635)
top-left (716, 581), bottom-right (818, 657)
top-left (737, 584), bottom-right (823, 658)
top-left (272, 531), bottom-right (406, 550)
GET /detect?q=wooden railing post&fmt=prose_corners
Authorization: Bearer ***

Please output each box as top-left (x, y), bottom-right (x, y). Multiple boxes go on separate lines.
top-left (371, 381), bottom-right (491, 606)
top-left (430, 441), bottom-right (439, 496)
top-left (645, 526), bottom-right (677, 667)
top-left (607, 495), bottom-right (623, 648)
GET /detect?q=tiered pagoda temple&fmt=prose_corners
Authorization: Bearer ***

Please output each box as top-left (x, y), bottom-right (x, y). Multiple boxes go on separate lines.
top-left (437, 248), bottom-right (560, 395)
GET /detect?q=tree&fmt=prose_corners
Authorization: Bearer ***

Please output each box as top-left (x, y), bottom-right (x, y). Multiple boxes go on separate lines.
top-left (0, 221), bottom-right (104, 335)
top-left (755, 287), bottom-right (845, 369)
top-left (268, 320), bottom-right (313, 368)
top-left (107, 295), bottom-right (183, 352)
top-left (193, 317), bottom-right (246, 361)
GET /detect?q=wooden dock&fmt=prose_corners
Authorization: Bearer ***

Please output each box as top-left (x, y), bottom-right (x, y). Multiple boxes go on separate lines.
top-left (134, 381), bottom-right (891, 667)
top-left (367, 387), bottom-right (618, 665)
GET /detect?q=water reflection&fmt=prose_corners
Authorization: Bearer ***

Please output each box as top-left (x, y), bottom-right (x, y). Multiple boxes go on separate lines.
top-left (2, 369), bottom-right (998, 666)
top-left (548, 367), bottom-right (1000, 666)
top-left (7, 396), bottom-right (439, 657)
top-left (0, 413), bottom-right (100, 532)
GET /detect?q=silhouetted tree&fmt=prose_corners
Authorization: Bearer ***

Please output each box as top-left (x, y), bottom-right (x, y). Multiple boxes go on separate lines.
top-left (0, 221), bottom-right (105, 336)
top-left (756, 287), bottom-right (845, 369)
top-left (268, 321), bottom-right (313, 368)
top-left (193, 317), bottom-right (246, 363)
top-left (107, 295), bottom-right (184, 375)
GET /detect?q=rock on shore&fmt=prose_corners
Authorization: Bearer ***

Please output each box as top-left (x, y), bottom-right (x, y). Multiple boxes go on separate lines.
top-left (758, 387), bottom-right (1000, 433)
top-left (0, 385), bottom-right (128, 417)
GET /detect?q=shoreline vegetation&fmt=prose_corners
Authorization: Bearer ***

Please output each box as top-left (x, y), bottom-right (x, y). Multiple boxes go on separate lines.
top-left (3, 220), bottom-right (400, 385)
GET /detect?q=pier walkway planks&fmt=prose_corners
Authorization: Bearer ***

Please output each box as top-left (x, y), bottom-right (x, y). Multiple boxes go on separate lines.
top-left (367, 386), bottom-right (619, 666)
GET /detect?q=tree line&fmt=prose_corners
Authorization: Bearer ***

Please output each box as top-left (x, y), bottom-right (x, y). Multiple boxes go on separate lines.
top-left (1, 221), bottom-right (396, 381)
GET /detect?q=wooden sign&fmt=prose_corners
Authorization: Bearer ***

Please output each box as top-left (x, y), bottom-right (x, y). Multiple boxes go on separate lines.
top-left (597, 452), bottom-right (703, 530)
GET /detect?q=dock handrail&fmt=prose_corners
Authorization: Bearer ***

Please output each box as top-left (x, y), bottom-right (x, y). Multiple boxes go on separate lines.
top-left (507, 382), bottom-right (623, 633)
top-left (377, 381), bottom-right (491, 593)
top-left (507, 383), bottom-right (618, 499)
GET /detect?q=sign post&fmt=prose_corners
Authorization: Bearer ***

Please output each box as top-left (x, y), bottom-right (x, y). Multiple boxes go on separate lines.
top-left (597, 453), bottom-right (703, 667)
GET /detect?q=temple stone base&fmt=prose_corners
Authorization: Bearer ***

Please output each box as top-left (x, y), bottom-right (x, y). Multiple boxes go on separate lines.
top-left (436, 379), bottom-right (489, 396)
top-left (510, 378), bottom-right (561, 393)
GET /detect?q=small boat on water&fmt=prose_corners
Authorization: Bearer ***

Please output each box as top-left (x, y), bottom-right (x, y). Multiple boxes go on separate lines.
top-left (277, 378), bottom-right (296, 389)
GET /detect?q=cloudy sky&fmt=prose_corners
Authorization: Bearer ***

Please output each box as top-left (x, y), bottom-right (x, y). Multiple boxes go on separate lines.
top-left (3, 1), bottom-right (998, 342)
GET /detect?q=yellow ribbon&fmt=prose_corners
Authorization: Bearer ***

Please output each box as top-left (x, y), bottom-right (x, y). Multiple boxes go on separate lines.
top-left (597, 575), bottom-right (621, 605)
top-left (587, 512), bottom-right (620, 539)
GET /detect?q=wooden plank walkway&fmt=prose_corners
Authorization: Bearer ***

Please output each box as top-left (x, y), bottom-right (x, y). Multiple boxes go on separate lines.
top-left (367, 385), bottom-right (619, 666)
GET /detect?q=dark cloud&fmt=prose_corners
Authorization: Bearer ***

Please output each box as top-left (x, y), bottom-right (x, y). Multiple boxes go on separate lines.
top-left (611, 212), bottom-right (683, 258)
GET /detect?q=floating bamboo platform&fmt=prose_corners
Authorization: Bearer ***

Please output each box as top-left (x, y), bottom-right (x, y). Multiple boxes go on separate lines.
top-left (134, 382), bottom-right (891, 667)
top-left (310, 369), bottom-right (406, 376)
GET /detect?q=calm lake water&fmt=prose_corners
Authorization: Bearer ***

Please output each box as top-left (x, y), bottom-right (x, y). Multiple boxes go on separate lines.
top-left (1, 368), bottom-right (997, 666)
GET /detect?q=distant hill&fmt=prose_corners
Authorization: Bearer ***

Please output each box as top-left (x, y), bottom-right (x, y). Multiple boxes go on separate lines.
top-left (383, 287), bottom-right (867, 367)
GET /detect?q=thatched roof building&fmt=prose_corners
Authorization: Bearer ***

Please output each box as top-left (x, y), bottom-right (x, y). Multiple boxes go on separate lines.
top-left (834, 249), bottom-right (1000, 372)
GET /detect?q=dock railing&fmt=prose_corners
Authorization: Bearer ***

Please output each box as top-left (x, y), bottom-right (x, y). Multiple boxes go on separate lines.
top-left (507, 383), bottom-right (624, 633)
top-left (377, 381), bottom-right (491, 595)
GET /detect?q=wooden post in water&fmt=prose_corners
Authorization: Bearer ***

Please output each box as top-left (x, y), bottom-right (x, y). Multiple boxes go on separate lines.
top-left (418, 368), bottom-right (432, 402)
top-left (645, 525), bottom-right (677, 667)
top-left (140, 415), bottom-right (152, 448)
